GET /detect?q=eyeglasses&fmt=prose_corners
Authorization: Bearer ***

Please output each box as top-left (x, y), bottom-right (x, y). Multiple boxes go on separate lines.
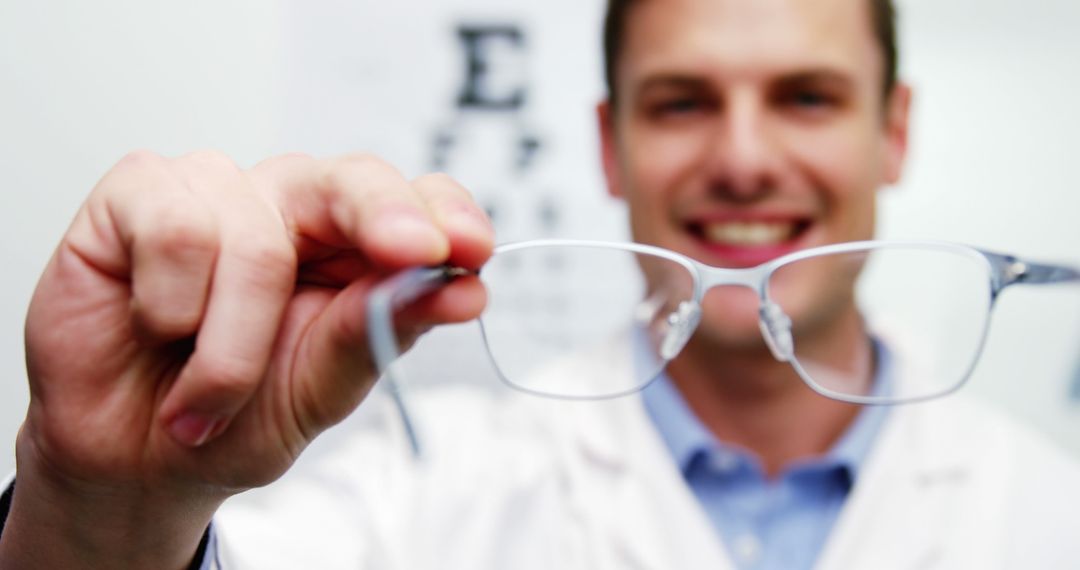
top-left (367, 239), bottom-right (1080, 454)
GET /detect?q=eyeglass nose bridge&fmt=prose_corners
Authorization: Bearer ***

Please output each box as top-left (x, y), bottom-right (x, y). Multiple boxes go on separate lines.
top-left (694, 264), bottom-right (794, 363)
top-left (697, 264), bottom-right (767, 291)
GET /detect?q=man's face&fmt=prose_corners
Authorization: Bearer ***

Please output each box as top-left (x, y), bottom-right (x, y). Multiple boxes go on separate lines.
top-left (600, 0), bottom-right (910, 348)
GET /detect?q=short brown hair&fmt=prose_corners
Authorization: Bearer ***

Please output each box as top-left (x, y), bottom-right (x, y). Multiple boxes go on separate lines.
top-left (602, 0), bottom-right (898, 104)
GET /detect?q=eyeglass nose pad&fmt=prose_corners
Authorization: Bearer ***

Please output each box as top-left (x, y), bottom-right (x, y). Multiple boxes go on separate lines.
top-left (758, 300), bottom-right (794, 362)
top-left (659, 300), bottom-right (702, 360)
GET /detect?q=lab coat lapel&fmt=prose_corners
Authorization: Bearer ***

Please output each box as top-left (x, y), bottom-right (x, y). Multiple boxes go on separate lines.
top-left (542, 334), bottom-right (736, 570)
top-left (814, 397), bottom-right (1001, 570)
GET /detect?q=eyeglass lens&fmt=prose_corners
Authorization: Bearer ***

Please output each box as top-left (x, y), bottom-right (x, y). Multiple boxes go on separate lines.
top-left (770, 246), bottom-right (993, 402)
top-left (479, 244), bottom-right (694, 398)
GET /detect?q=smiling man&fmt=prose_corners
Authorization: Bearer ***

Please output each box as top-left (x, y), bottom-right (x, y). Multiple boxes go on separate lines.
top-left (599, 0), bottom-right (908, 475)
top-left (2, 0), bottom-right (1079, 569)
top-left (597, 0), bottom-right (909, 564)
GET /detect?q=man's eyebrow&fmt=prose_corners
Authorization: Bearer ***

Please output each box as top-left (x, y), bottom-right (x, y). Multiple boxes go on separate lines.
top-left (634, 74), bottom-right (711, 94)
top-left (773, 69), bottom-right (857, 90)
top-left (633, 69), bottom-right (858, 95)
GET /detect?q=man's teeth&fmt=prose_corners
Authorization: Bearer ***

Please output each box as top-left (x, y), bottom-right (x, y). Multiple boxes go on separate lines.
top-left (703, 221), bottom-right (794, 246)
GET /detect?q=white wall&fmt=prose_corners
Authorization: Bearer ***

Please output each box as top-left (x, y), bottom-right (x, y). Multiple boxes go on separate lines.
top-left (2, 0), bottom-right (1079, 477)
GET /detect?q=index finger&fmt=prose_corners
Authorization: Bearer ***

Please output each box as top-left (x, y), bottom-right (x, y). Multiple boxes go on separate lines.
top-left (411, 172), bottom-right (495, 270)
top-left (250, 153), bottom-right (451, 269)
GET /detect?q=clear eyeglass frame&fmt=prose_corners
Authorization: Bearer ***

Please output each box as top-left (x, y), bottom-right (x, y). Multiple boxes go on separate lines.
top-left (366, 239), bottom-right (1080, 456)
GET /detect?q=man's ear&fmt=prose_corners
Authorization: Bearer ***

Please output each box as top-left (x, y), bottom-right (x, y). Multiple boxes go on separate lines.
top-left (597, 100), bottom-right (624, 198)
top-left (882, 82), bottom-right (912, 185)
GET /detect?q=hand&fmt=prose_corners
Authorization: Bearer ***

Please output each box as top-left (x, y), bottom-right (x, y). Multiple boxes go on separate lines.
top-left (2, 151), bottom-right (493, 569)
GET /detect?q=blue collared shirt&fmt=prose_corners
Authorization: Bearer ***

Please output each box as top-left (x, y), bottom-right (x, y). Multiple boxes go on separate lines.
top-left (641, 345), bottom-right (891, 570)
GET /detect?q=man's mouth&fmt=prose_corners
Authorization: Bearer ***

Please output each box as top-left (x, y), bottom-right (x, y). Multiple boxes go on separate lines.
top-left (695, 220), bottom-right (809, 247)
top-left (687, 219), bottom-right (813, 266)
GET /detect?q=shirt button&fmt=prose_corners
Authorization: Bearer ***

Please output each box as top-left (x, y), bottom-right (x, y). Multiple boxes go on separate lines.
top-left (733, 534), bottom-right (762, 565)
top-left (709, 451), bottom-right (740, 473)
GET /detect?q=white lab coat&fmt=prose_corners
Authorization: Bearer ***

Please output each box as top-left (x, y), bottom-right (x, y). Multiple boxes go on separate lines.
top-left (216, 338), bottom-right (1080, 569)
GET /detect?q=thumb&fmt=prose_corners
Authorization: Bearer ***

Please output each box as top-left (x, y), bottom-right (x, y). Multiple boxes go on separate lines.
top-left (287, 274), bottom-right (487, 435)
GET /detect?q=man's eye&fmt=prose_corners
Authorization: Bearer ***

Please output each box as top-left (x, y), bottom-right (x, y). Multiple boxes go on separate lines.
top-left (662, 98), bottom-right (699, 112)
top-left (650, 97), bottom-right (710, 118)
top-left (782, 90), bottom-right (838, 110)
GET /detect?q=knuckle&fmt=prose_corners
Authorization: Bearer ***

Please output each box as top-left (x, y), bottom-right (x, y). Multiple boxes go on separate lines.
top-left (275, 151), bottom-right (315, 164)
top-left (250, 152), bottom-right (316, 179)
top-left (414, 172), bottom-right (466, 194)
top-left (100, 150), bottom-right (171, 190)
top-left (231, 239), bottom-right (297, 290)
top-left (415, 173), bottom-right (474, 202)
top-left (414, 177), bottom-right (485, 226)
top-left (143, 206), bottom-right (218, 261)
top-left (248, 153), bottom-right (315, 196)
top-left (335, 151), bottom-right (383, 168)
top-left (325, 153), bottom-right (402, 189)
top-left (116, 149), bottom-right (165, 169)
top-left (179, 149), bottom-right (241, 173)
top-left (415, 171), bottom-right (456, 185)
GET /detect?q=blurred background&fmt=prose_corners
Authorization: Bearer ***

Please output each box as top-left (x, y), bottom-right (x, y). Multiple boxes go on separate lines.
top-left (2, 0), bottom-right (1080, 474)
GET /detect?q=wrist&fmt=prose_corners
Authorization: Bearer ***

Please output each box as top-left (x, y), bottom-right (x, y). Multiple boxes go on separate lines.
top-left (0, 431), bottom-right (222, 570)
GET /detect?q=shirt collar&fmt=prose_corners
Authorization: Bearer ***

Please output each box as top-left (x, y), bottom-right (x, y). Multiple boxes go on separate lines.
top-left (640, 338), bottom-right (893, 481)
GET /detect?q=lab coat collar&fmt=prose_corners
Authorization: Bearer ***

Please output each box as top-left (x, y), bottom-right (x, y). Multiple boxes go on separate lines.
top-left (550, 332), bottom-right (983, 570)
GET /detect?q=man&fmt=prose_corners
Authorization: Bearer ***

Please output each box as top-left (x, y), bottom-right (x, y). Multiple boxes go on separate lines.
top-left (1, 0), bottom-right (1078, 568)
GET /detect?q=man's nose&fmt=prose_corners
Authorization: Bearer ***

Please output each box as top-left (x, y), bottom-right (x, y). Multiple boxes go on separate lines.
top-left (703, 96), bottom-right (781, 201)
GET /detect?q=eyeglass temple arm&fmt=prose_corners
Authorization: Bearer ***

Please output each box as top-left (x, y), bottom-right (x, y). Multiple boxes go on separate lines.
top-left (984, 251), bottom-right (1080, 292)
top-left (366, 265), bottom-right (473, 458)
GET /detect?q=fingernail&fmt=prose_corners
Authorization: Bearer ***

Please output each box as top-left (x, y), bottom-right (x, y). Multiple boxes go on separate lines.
top-left (169, 411), bottom-right (224, 447)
